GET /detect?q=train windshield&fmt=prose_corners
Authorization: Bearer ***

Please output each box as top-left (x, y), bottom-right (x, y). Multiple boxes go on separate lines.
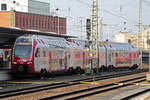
top-left (13, 37), bottom-right (32, 58)
top-left (0, 49), bottom-right (2, 56)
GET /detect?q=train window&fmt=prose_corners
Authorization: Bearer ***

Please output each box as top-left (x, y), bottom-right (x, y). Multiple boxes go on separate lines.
top-left (59, 59), bottom-right (63, 65)
top-left (14, 45), bottom-right (32, 58)
top-left (134, 52), bottom-right (136, 57)
top-left (43, 51), bottom-right (46, 57)
top-left (123, 52), bottom-right (128, 56)
top-left (109, 54), bottom-right (111, 62)
top-left (1, 4), bottom-right (7, 11)
top-left (16, 37), bottom-right (32, 44)
top-left (112, 53), bottom-right (114, 56)
top-left (116, 53), bottom-right (118, 57)
top-left (35, 48), bottom-right (40, 57)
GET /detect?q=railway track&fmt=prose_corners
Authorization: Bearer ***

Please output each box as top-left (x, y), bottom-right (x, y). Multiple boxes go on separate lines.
top-left (0, 69), bottom-right (147, 99)
top-left (121, 87), bottom-right (150, 100)
top-left (40, 76), bottom-right (146, 100)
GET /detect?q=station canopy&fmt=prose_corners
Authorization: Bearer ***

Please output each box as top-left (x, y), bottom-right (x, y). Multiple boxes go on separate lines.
top-left (0, 27), bottom-right (76, 49)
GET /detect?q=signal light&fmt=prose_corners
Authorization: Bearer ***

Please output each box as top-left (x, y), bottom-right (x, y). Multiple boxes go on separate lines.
top-left (86, 32), bottom-right (90, 40)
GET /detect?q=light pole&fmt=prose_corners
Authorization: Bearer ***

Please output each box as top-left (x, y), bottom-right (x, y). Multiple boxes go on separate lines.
top-left (56, 8), bottom-right (59, 34)
top-left (10, 7), bottom-right (14, 27)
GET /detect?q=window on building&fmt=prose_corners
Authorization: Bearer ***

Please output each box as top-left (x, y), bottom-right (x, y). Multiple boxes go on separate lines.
top-left (36, 19), bottom-right (38, 29)
top-left (30, 18), bottom-right (32, 28)
top-left (26, 17), bottom-right (28, 28)
top-left (22, 16), bottom-right (25, 27)
top-left (1, 4), bottom-right (7, 11)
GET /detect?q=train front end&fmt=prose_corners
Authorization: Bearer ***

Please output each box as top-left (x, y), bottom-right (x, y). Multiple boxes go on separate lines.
top-left (11, 36), bottom-right (35, 74)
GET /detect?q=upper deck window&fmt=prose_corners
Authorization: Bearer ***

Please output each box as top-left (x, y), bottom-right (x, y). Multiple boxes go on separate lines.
top-left (16, 37), bottom-right (32, 45)
top-left (1, 4), bottom-right (7, 11)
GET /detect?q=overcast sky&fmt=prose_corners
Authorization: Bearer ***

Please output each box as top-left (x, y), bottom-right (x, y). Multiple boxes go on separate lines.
top-left (39, 0), bottom-right (150, 41)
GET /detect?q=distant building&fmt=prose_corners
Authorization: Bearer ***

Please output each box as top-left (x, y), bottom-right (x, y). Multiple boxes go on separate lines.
top-left (114, 27), bottom-right (150, 51)
top-left (140, 25), bottom-right (150, 50)
top-left (113, 32), bottom-right (138, 47)
top-left (0, 0), bottom-right (50, 15)
top-left (0, 0), bottom-right (66, 34)
top-left (0, 11), bottom-right (67, 34)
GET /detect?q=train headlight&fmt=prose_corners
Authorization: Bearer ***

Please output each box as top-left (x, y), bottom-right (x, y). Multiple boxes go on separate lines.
top-left (27, 61), bottom-right (32, 64)
top-left (12, 62), bottom-right (17, 64)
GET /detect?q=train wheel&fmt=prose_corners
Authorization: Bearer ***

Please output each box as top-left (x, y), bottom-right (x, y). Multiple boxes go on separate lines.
top-left (108, 65), bottom-right (115, 71)
top-left (130, 64), bottom-right (138, 70)
top-left (40, 69), bottom-right (47, 78)
top-left (76, 67), bottom-right (82, 74)
top-left (68, 67), bottom-right (73, 75)
top-left (100, 65), bottom-right (106, 71)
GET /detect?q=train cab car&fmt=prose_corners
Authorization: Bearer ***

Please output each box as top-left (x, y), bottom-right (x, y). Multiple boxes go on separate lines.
top-left (11, 35), bottom-right (88, 76)
top-left (11, 36), bottom-right (34, 74)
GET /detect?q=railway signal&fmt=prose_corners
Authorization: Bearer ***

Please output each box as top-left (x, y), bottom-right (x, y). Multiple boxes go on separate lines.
top-left (86, 19), bottom-right (91, 41)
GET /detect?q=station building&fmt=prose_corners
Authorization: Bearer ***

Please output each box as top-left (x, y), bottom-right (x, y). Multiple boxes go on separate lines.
top-left (0, 11), bottom-right (67, 34)
top-left (0, 0), bottom-right (50, 16)
top-left (0, 0), bottom-right (67, 34)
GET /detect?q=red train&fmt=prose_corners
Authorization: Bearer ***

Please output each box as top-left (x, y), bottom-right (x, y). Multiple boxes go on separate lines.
top-left (11, 35), bottom-right (140, 76)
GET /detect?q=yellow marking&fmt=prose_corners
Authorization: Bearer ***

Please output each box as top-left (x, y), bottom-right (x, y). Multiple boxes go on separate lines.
top-left (134, 82), bottom-right (150, 85)
top-left (80, 81), bottom-right (100, 85)
top-left (114, 82), bottom-right (150, 86)
top-left (114, 82), bottom-right (124, 85)
top-left (115, 82), bottom-right (134, 85)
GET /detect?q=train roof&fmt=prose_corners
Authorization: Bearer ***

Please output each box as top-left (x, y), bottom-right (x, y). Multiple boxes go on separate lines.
top-left (99, 41), bottom-right (138, 51)
top-left (17, 35), bottom-right (86, 49)
top-left (107, 42), bottom-right (138, 51)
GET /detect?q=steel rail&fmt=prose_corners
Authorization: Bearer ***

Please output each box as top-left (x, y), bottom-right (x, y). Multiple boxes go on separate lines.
top-left (40, 77), bottom-right (146, 100)
top-left (0, 69), bottom-right (146, 99)
top-left (121, 88), bottom-right (150, 100)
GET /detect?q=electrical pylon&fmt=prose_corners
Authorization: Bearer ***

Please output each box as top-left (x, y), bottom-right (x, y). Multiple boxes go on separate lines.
top-left (138, 0), bottom-right (142, 49)
top-left (91, 0), bottom-right (98, 44)
top-left (138, 0), bottom-right (143, 68)
top-left (90, 0), bottom-right (99, 71)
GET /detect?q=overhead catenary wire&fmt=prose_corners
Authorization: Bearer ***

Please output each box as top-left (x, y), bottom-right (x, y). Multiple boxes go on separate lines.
top-left (73, 0), bottom-right (138, 24)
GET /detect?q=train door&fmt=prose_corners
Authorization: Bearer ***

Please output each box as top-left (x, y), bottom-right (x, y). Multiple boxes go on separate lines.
top-left (107, 48), bottom-right (114, 67)
top-left (82, 51), bottom-right (86, 70)
top-left (65, 50), bottom-right (71, 70)
top-left (129, 52), bottom-right (133, 66)
top-left (0, 49), bottom-right (3, 67)
top-left (42, 47), bottom-right (49, 71)
top-left (57, 49), bottom-right (65, 71)
top-left (2, 49), bottom-right (11, 68)
top-left (34, 47), bottom-right (41, 72)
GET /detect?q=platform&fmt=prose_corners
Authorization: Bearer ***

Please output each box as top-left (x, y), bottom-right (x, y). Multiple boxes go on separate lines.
top-left (0, 67), bottom-right (11, 81)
